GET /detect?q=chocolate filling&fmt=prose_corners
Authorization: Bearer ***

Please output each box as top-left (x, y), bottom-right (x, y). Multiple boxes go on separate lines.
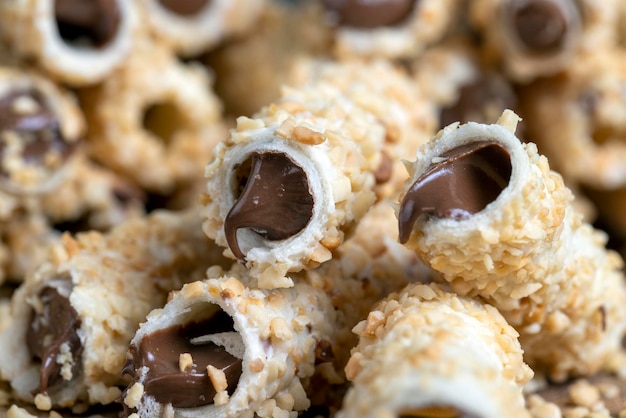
top-left (398, 140), bottom-right (512, 244)
top-left (0, 89), bottom-right (77, 180)
top-left (398, 407), bottom-right (479, 417)
top-left (224, 151), bottom-right (314, 260)
top-left (126, 310), bottom-right (242, 408)
top-left (26, 285), bottom-right (82, 393)
top-left (439, 74), bottom-right (516, 129)
top-left (55, 0), bottom-right (121, 48)
top-left (322, 0), bottom-right (417, 29)
top-left (506, 0), bottom-right (571, 55)
top-left (158, 0), bottom-right (211, 16)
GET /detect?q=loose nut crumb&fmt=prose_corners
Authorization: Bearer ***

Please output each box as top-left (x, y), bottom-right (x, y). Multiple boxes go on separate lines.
top-left (207, 364), bottom-right (228, 392)
top-left (179, 353), bottom-right (193, 371)
top-left (34, 393), bottom-right (52, 411)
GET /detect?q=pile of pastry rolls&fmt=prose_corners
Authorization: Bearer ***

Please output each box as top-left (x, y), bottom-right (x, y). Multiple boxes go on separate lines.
top-left (1, 1), bottom-right (626, 418)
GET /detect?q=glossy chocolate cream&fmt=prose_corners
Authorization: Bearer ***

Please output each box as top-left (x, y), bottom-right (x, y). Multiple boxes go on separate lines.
top-left (55, 0), bottom-right (121, 48)
top-left (224, 151), bottom-right (314, 260)
top-left (0, 89), bottom-right (77, 186)
top-left (158, 0), bottom-right (211, 16)
top-left (125, 310), bottom-right (242, 408)
top-left (398, 140), bottom-right (512, 243)
top-left (504, 0), bottom-right (574, 55)
top-left (26, 284), bottom-right (82, 393)
top-left (322, 0), bottom-right (418, 29)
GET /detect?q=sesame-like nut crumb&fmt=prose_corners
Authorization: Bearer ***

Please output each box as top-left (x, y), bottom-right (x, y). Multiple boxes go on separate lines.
top-left (563, 406), bottom-right (590, 418)
top-left (34, 393), bottom-right (52, 411)
top-left (292, 126), bottom-right (325, 145)
top-left (276, 392), bottom-right (296, 411)
top-left (220, 277), bottom-right (245, 298)
top-left (274, 119), bottom-right (296, 139)
top-left (128, 414), bottom-right (140, 418)
top-left (569, 379), bottom-right (601, 407)
top-left (363, 310), bottom-right (385, 335)
top-left (207, 364), bottom-right (228, 392)
top-left (236, 116), bottom-right (265, 131)
top-left (270, 317), bottom-right (293, 341)
top-left (7, 405), bottom-right (37, 418)
top-left (49, 411), bottom-right (63, 418)
top-left (320, 236), bottom-right (341, 250)
top-left (257, 399), bottom-right (277, 417)
top-left (250, 358), bottom-right (265, 373)
top-left (213, 390), bottom-right (229, 406)
top-left (597, 382), bottom-right (619, 400)
top-left (124, 382), bottom-right (144, 408)
top-left (181, 281), bottom-right (205, 299)
top-left (179, 353), bottom-right (193, 371)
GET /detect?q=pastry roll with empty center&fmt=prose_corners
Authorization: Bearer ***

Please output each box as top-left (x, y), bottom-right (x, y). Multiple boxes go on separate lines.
top-left (0, 209), bottom-right (230, 409)
top-left (121, 268), bottom-right (336, 418)
top-left (202, 60), bottom-right (434, 288)
top-left (397, 110), bottom-right (626, 381)
top-left (339, 282), bottom-right (533, 418)
top-left (138, 0), bottom-right (265, 57)
top-left (469, 0), bottom-right (618, 82)
top-left (0, 0), bottom-right (139, 86)
top-left (320, 0), bottom-right (460, 60)
top-left (82, 40), bottom-right (226, 195)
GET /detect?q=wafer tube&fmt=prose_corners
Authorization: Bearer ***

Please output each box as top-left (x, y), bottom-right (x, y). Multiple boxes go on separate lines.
top-left (320, 0), bottom-right (459, 60)
top-left (397, 110), bottom-right (626, 381)
top-left (0, 209), bottom-right (231, 409)
top-left (339, 282), bottom-right (533, 418)
top-left (0, 154), bottom-right (145, 287)
top-left (121, 268), bottom-right (336, 418)
top-left (412, 37), bottom-right (519, 131)
top-left (0, 66), bottom-right (84, 195)
top-left (202, 60), bottom-right (434, 288)
top-left (203, 0), bottom-right (333, 117)
top-left (469, 0), bottom-right (618, 82)
top-left (519, 48), bottom-right (626, 190)
top-left (38, 155), bottom-right (145, 232)
top-left (0, 0), bottom-right (138, 86)
top-left (295, 199), bottom-right (434, 413)
top-left (289, 58), bottom-right (437, 200)
top-left (138, 0), bottom-right (265, 57)
top-left (82, 41), bottom-right (226, 194)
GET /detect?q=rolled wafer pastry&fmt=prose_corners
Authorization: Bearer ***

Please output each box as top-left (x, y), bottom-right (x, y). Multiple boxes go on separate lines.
top-left (0, 66), bottom-right (83, 196)
top-left (138, 0), bottom-right (265, 57)
top-left (468, 0), bottom-right (618, 82)
top-left (320, 0), bottom-right (460, 60)
top-left (288, 58), bottom-right (437, 200)
top-left (411, 37), bottom-right (519, 130)
top-left (202, 59), bottom-right (435, 288)
top-left (518, 48), bottom-right (626, 190)
top-left (0, 0), bottom-right (139, 86)
top-left (121, 267), bottom-right (336, 418)
top-left (0, 154), bottom-right (145, 287)
top-left (82, 40), bottom-right (226, 195)
top-left (0, 209), bottom-right (231, 409)
top-left (38, 155), bottom-right (145, 232)
top-left (203, 0), bottom-right (333, 117)
top-left (397, 110), bottom-right (626, 381)
top-left (296, 199), bottom-right (434, 413)
top-left (338, 282), bottom-right (533, 418)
